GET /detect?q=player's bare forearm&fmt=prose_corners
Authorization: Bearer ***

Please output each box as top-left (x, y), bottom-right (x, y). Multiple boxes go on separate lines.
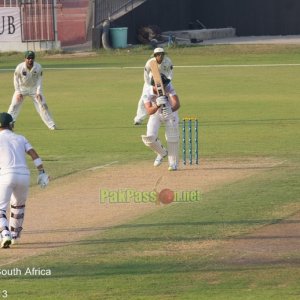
top-left (27, 148), bottom-right (39, 160)
top-left (16, 93), bottom-right (23, 102)
top-left (145, 102), bottom-right (159, 115)
top-left (170, 95), bottom-right (180, 112)
top-left (36, 94), bottom-right (42, 102)
top-left (27, 149), bottom-right (45, 172)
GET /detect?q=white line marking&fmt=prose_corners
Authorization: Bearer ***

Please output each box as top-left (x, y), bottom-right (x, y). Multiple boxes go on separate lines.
top-left (2, 63), bottom-right (300, 72)
top-left (44, 63), bottom-right (300, 70)
top-left (270, 160), bottom-right (288, 168)
top-left (87, 161), bottom-right (119, 171)
top-left (174, 64), bottom-right (300, 68)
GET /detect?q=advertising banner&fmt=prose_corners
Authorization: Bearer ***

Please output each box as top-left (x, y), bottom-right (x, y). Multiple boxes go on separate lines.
top-left (0, 8), bottom-right (21, 42)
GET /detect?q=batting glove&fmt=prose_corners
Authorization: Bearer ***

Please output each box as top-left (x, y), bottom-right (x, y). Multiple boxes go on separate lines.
top-left (37, 170), bottom-right (49, 189)
top-left (156, 96), bottom-right (168, 107)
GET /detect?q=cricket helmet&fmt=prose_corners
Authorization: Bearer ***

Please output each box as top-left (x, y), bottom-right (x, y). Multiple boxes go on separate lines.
top-left (0, 112), bottom-right (14, 128)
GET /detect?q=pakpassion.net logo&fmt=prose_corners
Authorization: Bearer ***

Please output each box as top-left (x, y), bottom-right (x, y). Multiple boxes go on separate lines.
top-left (99, 188), bottom-right (202, 205)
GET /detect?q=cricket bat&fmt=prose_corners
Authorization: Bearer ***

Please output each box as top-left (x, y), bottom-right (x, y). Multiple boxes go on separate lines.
top-left (149, 59), bottom-right (165, 97)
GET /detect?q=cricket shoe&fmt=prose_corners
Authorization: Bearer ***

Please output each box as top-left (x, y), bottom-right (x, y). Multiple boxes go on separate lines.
top-left (168, 164), bottom-right (178, 171)
top-left (133, 116), bottom-right (144, 125)
top-left (50, 125), bottom-right (57, 130)
top-left (154, 152), bottom-right (168, 167)
top-left (11, 235), bottom-right (18, 245)
top-left (1, 235), bottom-right (12, 249)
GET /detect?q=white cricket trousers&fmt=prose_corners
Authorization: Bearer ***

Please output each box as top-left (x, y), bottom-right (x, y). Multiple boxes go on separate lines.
top-left (134, 83), bottom-right (148, 123)
top-left (8, 92), bottom-right (55, 129)
top-left (0, 173), bottom-right (30, 237)
top-left (146, 111), bottom-right (179, 138)
top-left (146, 112), bottom-right (179, 167)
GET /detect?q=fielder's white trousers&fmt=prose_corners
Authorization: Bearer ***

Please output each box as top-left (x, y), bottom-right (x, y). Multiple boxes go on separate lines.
top-left (134, 83), bottom-right (148, 123)
top-left (8, 91), bottom-right (55, 129)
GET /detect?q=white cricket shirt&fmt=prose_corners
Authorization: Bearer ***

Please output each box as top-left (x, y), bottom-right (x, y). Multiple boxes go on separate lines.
top-left (0, 130), bottom-right (33, 175)
top-left (13, 61), bottom-right (43, 95)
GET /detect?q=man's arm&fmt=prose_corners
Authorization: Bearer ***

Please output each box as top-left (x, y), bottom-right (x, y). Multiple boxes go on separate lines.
top-left (13, 65), bottom-right (22, 94)
top-left (164, 57), bottom-right (174, 80)
top-left (144, 101), bottom-right (159, 115)
top-left (144, 58), bottom-right (154, 84)
top-left (27, 148), bottom-right (49, 188)
top-left (27, 148), bottom-right (44, 172)
top-left (35, 64), bottom-right (43, 95)
top-left (170, 94), bottom-right (180, 112)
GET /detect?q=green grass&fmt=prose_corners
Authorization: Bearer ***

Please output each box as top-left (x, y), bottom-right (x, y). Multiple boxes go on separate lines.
top-left (1, 46), bottom-right (300, 179)
top-left (0, 45), bottom-right (300, 299)
top-left (2, 44), bottom-right (300, 68)
top-left (1, 167), bottom-right (300, 299)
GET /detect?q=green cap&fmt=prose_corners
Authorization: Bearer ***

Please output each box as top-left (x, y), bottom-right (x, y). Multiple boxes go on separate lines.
top-left (24, 50), bottom-right (35, 59)
top-left (0, 112), bottom-right (13, 128)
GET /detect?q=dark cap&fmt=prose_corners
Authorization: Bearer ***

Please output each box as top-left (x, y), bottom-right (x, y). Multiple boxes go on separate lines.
top-left (25, 50), bottom-right (35, 59)
top-left (0, 112), bottom-right (13, 128)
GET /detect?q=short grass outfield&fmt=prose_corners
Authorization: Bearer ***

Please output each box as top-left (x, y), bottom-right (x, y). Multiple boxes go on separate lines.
top-left (0, 44), bottom-right (300, 299)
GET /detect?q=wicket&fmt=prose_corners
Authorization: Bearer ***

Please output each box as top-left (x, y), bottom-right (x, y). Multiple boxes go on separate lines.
top-left (182, 117), bottom-right (199, 165)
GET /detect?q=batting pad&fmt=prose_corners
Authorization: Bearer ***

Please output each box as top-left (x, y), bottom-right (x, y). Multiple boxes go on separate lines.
top-left (165, 121), bottom-right (179, 142)
top-left (165, 122), bottom-right (179, 165)
top-left (9, 204), bottom-right (25, 238)
top-left (142, 135), bottom-right (167, 156)
top-left (167, 142), bottom-right (179, 166)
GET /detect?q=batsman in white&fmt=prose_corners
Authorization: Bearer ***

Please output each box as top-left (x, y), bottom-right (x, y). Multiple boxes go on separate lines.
top-left (141, 75), bottom-right (180, 171)
top-left (7, 50), bottom-right (57, 130)
top-left (134, 47), bottom-right (173, 125)
top-left (0, 112), bottom-right (49, 249)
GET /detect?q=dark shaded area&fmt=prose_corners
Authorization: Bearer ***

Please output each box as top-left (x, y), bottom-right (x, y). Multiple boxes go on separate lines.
top-left (109, 0), bottom-right (300, 44)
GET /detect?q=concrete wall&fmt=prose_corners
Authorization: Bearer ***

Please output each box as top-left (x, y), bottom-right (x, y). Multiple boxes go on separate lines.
top-left (0, 41), bottom-right (61, 52)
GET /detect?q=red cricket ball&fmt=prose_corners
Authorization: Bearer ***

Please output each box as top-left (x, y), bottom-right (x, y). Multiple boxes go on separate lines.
top-left (158, 188), bottom-right (174, 204)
